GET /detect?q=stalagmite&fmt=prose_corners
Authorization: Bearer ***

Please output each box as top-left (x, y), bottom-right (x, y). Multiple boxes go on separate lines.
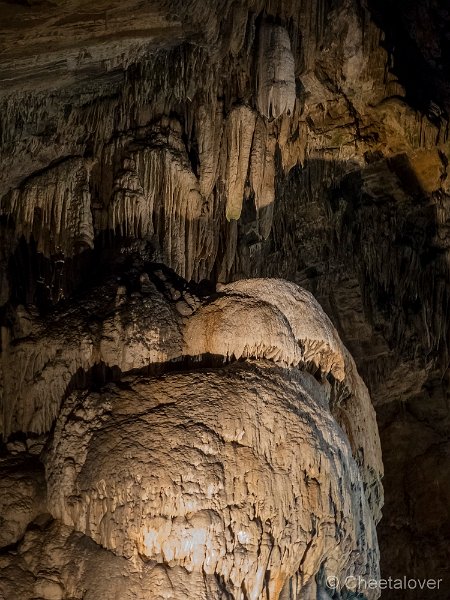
top-left (0, 276), bottom-right (183, 436)
top-left (0, 275), bottom-right (382, 600)
top-left (45, 361), bottom-right (381, 599)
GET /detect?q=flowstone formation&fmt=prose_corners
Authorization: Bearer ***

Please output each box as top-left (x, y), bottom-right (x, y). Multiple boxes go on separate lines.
top-left (0, 272), bottom-right (382, 599)
top-left (1, 0), bottom-right (450, 598)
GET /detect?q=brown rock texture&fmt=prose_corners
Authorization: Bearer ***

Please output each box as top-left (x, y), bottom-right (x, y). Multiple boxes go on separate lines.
top-left (46, 363), bottom-right (379, 598)
top-left (0, 275), bottom-right (382, 599)
top-left (0, 0), bottom-right (449, 598)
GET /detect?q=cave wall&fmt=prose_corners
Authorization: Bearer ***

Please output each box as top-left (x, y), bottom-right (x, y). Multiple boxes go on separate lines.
top-left (1, 0), bottom-right (450, 598)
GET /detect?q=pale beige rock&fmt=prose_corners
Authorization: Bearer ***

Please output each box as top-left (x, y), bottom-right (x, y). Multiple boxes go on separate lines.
top-left (0, 278), bottom-right (183, 436)
top-left (0, 276), bottom-right (382, 599)
top-left (257, 21), bottom-right (296, 119)
top-left (0, 455), bottom-right (47, 548)
top-left (221, 105), bottom-right (256, 221)
top-left (45, 361), bottom-right (381, 600)
top-left (1, 274), bottom-right (381, 487)
top-left (185, 278), bottom-right (383, 502)
top-left (0, 520), bottom-right (231, 599)
top-left (0, 158), bottom-right (94, 257)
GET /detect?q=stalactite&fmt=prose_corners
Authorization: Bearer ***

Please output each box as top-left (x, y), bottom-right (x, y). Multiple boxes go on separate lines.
top-left (221, 105), bottom-right (256, 221)
top-left (256, 21), bottom-right (296, 120)
top-left (0, 158), bottom-right (94, 258)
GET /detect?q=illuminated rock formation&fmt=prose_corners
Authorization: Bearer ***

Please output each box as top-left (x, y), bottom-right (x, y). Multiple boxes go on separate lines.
top-left (0, 274), bottom-right (382, 599)
top-left (1, 0), bottom-right (450, 598)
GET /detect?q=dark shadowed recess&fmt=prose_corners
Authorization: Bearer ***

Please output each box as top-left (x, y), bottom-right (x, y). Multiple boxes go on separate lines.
top-left (368, 0), bottom-right (450, 118)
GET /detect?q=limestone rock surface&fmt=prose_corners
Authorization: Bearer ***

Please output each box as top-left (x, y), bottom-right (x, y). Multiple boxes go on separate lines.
top-left (45, 362), bottom-right (380, 599)
top-left (0, 275), bottom-right (382, 599)
top-left (2, 0), bottom-right (449, 596)
top-left (257, 21), bottom-right (296, 119)
top-left (0, 455), bottom-right (46, 548)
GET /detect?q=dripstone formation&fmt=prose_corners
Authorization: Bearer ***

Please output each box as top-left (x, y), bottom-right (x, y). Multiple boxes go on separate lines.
top-left (1, 273), bottom-right (383, 599)
top-left (0, 1), bottom-right (449, 599)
